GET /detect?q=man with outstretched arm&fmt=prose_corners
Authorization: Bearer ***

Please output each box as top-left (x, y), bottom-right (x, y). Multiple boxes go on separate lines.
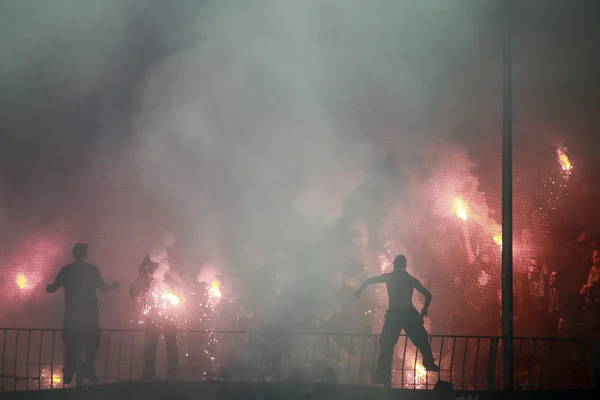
top-left (47, 243), bottom-right (119, 384)
top-left (355, 254), bottom-right (439, 388)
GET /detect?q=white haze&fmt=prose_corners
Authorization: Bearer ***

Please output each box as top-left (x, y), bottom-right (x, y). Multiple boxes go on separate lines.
top-left (129, 0), bottom-right (497, 331)
top-left (8, 0), bottom-right (594, 333)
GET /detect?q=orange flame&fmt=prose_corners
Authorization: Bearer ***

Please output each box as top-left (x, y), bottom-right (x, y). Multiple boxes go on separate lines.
top-left (41, 367), bottom-right (63, 386)
top-left (51, 373), bottom-right (62, 385)
top-left (493, 226), bottom-right (503, 246)
top-left (162, 291), bottom-right (180, 306)
top-left (452, 197), bottom-right (468, 221)
top-left (414, 362), bottom-right (427, 378)
top-left (557, 147), bottom-right (572, 175)
top-left (209, 280), bottom-right (222, 298)
top-left (16, 273), bottom-right (28, 290)
top-left (493, 234), bottom-right (502, 247)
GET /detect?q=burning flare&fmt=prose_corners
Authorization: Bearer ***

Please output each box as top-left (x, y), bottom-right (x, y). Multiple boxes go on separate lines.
top-left (16, 273), bottom-right (28, 290)
top-left (162, 291), bottom-right (180, 306)
top-left (41, 367), bottom-right (62, 387)
top-left (379, 254), bottom-right (391, 272)
top-left (139, 283), bottom-right (182, 325)
top-left (414, 362), bottom-right (428, 378)
top-left (493, 226), bottom-right (503, 247)
top-left (452, 197), bottom-right (469, 221)
top-left (556, 146), bottom-right (572, 176)
top-left (209, 280), bottom-right (222, 299)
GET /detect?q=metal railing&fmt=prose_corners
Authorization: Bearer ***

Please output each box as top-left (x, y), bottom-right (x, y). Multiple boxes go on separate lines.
top-left (0, 328), bottom-right (598, 392)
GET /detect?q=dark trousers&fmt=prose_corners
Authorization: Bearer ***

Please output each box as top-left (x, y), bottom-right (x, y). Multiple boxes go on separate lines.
top-left (62, 329), bottom-right (100, 374)
top-left (143, 328), bottom-right (178, 378)
top-left (376, 307), bottom-right (435, 385)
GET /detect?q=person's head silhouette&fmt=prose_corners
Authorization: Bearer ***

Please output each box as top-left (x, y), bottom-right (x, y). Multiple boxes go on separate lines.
top-left (72, 243), bottom-right (88, 262)
top-left (393, 255), bottom-right (407, 271)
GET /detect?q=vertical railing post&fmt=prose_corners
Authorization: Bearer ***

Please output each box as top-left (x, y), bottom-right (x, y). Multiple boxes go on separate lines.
top-left (129, 332), bottom-right (135, 381)
top-left (590, 339), bottom-right (600, 389)
top-left (370, 336), bottom-right (378, 386)
top-left (501, 0), bottom-right (515, 390)
top-left (117, 331), bottom-right (123, 381)
top-left (38, 331), bottom-right (44, 390)
top-left (1, 329), bottom-right (6, 392)
top-left (25, 330), bottom-right (32, 391)
top-left (346, 334), bottom-right (355, 385)
top-left (13, 330), bottom-right (19, 391)
top-left (487, 337), bottom-right (499, 390)
top-left (104, 332), bottom-right (111, 385)
top-left (358, 335), bottom-right (366, 385)
top-left (281, 332), bottom-right (289, 381)
top-left (50, 331), bottom-right (56, 389)
top-left (220, 332), bottom-right (227, 378)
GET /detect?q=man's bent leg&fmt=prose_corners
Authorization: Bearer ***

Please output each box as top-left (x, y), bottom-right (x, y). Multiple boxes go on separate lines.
top-left (143, 330), bottom-right (160, 380)
top-left (164, 330), bottom-right (178, 381)
top-left (404, 309), bottom-right (439, 371)
top-left (376, 310), bottom-right (402, 387)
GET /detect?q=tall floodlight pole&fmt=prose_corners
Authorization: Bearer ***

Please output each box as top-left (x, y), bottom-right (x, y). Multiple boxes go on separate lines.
top-left (501, 0), bottom-right (514, 391)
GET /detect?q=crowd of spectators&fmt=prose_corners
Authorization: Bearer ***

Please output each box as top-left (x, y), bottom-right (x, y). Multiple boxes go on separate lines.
top-left (518, 229), bottom-right (600, 338)
top-left (552, 230), bottom-right (600, 338)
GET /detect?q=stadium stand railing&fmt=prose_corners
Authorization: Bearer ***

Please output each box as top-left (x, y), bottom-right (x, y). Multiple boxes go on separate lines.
top-left (0, 328), bottom-right (598, 391)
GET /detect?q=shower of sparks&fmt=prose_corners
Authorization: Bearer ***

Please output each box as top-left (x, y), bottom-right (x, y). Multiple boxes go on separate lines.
top-left (132, 260), bottom-right (228, 371)
top-left (182, 280), bottom-right (225, 367)
top-left (406, 362), bottom-right (429, 389)
top-left (139, 283), bottom-right (183, 325)
top-left (379, 256), bottom-right (391, 272)
top-left (394, 356), bottom-right (429, 389)
top-left (163, 291), bottom-right (180, 306)
top-left (16, 273), bottom-right (28, 289)
top-left (41, 367), bottom-right (62, 388)
top-left (541, 146), bottom-right (574, 235)
top-left (183, 281), bottom-right (223, 328)
top-left (452, 197), bottom-right (468, 221)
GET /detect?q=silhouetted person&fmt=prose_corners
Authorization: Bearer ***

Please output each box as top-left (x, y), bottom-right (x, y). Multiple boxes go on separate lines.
top-left (355, 255), bottom-right (439, 388)
top-left (46, 243), bottom-right (119, 384)
top-left (560, 230), bottom-right (593, 322)
top-left (130, 255), bottom-right (178, 382)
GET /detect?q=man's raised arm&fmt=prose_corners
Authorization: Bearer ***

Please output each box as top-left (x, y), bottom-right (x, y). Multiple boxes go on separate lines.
top-left (46, 268), bottom-right (66, 293)
top-left (413, 279), bottom-right (432, 318)
top-left (355, 274), bottom-right (387, 298)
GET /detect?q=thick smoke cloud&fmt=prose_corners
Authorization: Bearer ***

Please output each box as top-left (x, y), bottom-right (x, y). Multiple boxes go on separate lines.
top-left (131, 0), bottom-right (496, 330)
top-left (0, 0), bottom-right (193, 327)
top-left (1, 1), bottom-right (599, 333)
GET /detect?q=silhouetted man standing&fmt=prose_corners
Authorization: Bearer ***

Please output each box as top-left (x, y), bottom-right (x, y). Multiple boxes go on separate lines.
top-left (355, 255), bottom-right (439, 388)
top-left (47, 243), bottom-right (119, 384)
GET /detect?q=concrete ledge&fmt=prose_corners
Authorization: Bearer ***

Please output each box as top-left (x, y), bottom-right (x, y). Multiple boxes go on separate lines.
top-left (1, 381), bottom-right (597, 400)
